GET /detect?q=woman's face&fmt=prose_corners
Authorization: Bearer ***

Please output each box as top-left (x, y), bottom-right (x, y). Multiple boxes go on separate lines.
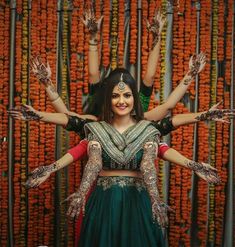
top-left (111, 84), bottom-right (134, 117)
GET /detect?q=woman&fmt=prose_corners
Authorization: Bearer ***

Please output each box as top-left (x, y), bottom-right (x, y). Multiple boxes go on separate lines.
top-left (62, 68), bottom-right (220, 247)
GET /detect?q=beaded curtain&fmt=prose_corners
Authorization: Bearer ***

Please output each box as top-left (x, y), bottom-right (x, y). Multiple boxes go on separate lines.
top-left (0, 0), bottom-right (234, 246)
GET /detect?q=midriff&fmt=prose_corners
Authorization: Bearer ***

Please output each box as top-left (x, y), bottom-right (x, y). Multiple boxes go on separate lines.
top-left (99, 169), bottom-right (142, 178)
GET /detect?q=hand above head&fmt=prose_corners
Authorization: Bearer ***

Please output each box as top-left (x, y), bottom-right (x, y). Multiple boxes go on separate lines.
top-left (146, 9), bottom-right (166, 49)
top-left (195, 101), bottom-right (235, 123)
top-left (8, 104), bottom-right (42, 121)
top-left (25, 163), bottom-right (56, 188)
top-left (30, 56), bottom-right (54, 88)
top-left (188, 52), bottom-right (206, 77)
top-left (81, 8), bottom-right (103, 38)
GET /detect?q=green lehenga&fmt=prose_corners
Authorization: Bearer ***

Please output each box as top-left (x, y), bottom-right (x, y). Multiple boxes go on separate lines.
top-left (78, 176), bottom-right (166, 247)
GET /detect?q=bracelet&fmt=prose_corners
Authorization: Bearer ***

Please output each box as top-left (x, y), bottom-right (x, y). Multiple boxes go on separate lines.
top-left (89, 42), bottom-right (98, 46)
top-left (51, 96), bottom-right (60, 103)
top-left (89, 46), bottom-right (98, 52)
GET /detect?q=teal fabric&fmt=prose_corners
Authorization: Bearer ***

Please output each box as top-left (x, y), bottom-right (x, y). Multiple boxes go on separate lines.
top-left (102, 149), bottom-right (143, 171)
top-left (78, 176), bottom-right (166, 247)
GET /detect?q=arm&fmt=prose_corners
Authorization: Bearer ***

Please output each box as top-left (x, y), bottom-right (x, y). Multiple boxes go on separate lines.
top-left (144, 53), bottom-right (206, 121)
top-left (30, 56), bottom-right (70, 113)
top-left (66, 141), bottom-right (103, 218)
top-left (8, 104), bottom-right (97, 125)
top-left (143, 10), bottom-right (166, 87)
top-left (162, 148), bottom-right (221, 184)
top-left (25, 140), bottom-right (88, 188)
top-left (82, 9), bottom-right (103, 84)
top-left (140, 142), bottom-right (171, 227)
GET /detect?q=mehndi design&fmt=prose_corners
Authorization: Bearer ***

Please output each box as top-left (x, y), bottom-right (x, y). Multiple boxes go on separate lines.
top-left (185, 160), bottom-right (221, 184)
top-left (195, 109), bottom-right (235, 122)
top-left (30, 56), bottom-right (54, 88)
top-left (66, 141), bottom-right (102, 218)
top-left (184, 52), bottom-right (206, 85)
top-left (140, 142), bottom-right (171, 227)
top-left (8, 105), bottom-right (42, 121)
top-left (25, 162), bottom-right (58, 188)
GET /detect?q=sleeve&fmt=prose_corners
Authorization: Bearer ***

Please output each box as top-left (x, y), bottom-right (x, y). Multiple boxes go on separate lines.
top-left (139, 82), bottom-right (153, 112)
top-left (158, 142), bottom-right (170, 159)
top-left (64, 115), bottom-right (94, 137)
top-left (152, 116), bottom-right (176, 136)
top-left (67, 140), bottom-right (88, 162)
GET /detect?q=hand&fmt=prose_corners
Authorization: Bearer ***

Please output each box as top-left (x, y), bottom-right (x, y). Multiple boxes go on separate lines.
top-left (152, 201), bottom-right (173, 228)
top-left (25, 164), bottom-right (56, 188)
top-left (81, 9), bottom-right (103, 38)
top-left (188, 52), bottom-right (206, 77)
top-left (30, 56), bottom-right (53, 87)
top-left (146, 9), bottom-right (166, 49)
top-left (186, 161), bottom-right (221, 184)
top-left (8, 104), bottom-right (42, 121)
top-left (195, 101), bottom-right (235, 123)
top-left (65, 191), bottom-right (85, 218)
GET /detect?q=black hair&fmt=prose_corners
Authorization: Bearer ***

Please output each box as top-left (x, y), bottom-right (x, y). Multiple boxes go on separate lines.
top-left (100, 68), bottom-right (143, 123)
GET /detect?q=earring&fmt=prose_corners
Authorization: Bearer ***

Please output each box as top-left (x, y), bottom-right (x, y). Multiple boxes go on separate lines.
top-left (131, 109), bottom-right (136, 116)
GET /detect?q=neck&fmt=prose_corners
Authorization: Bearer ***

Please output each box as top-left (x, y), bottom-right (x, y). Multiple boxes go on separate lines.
top-left (112, 114), bottom-right (135, 127)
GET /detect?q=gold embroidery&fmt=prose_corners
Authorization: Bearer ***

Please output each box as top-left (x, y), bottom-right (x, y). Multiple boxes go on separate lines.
top-left (97, 176), bottom-right (146, 192)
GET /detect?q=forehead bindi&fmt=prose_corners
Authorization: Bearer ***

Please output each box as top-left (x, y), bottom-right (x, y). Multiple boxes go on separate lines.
top-left (112, 84), bottom-right (132, 94)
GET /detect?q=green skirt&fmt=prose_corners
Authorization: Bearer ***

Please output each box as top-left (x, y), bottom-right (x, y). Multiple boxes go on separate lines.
top-left (78, 176), bottom-right (166, 247)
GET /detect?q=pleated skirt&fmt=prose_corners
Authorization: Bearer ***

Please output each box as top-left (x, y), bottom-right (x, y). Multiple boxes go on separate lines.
top-left (78, 176), bottom-right (166, 247)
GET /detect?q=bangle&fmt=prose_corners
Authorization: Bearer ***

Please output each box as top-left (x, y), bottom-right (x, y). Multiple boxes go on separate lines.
top-left (51, 96), bottom-right (60, 103)
top-left (89, 46), bottom-right (98, 52)
top-left (89, 42), bottom-right (98, 46)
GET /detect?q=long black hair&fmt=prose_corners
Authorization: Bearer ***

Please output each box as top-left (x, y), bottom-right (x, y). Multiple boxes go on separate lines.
top-left (100, 68), bottom-right (144, 123)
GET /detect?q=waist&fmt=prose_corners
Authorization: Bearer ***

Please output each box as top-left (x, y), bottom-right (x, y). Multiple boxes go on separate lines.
top-left (99, 169), bottom-right (142, 178)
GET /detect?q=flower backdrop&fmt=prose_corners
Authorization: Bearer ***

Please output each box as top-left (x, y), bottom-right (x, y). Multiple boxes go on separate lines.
top-left (0, 0), bottom-right (234, 246)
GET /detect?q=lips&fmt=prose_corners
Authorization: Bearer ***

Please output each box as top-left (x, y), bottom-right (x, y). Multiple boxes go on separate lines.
top-left (116, 105), bottom-right (127, 110)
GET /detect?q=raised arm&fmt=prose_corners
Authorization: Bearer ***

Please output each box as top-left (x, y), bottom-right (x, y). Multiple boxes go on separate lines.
top-left (161, 148), bottom-right (221, 184)
top-left (81, 9), bottom-right (103, 84)
top-left (143, 10), bottom-right (166, 86)
top-left (30, 56), bottom-right (70, 113)
top-left (25, 140), bottom-right (88, 188)
top-left (144, 53), bottom-right (206, 121)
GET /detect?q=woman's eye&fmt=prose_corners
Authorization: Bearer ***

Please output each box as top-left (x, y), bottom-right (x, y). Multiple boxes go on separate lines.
top-left (112, 94), bottom-right (119, 99)
top-left (124, 93), bottom-right (132, 98)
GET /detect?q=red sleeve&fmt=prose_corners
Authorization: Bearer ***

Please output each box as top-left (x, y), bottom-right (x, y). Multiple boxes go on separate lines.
top-left (68, 140), bottom-right (88, 162)
top-left (158, 142), bottom-right (170, 159)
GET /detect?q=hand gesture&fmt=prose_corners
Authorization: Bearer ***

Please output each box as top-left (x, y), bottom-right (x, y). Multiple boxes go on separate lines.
top-left (8, 104), bottom-right (42, 121)
top-left (152, 201), bottom-right (173, 228)
top-left (81, 9), bottom-right (103, 37)
top-left (195, 101), bottom-right (235, 123)
top-left (186, 160), bottom-right (221, 184)
top-left (188, 52), bottom-right (206, 78)
top-left (65, 191), bottom-right (85, 218)
top-left (25, 164), bottom-right (56, 188)
top-left (146, 9), bottom-right (166, 49)
top-left (30, 56), bottom-right (52, 87)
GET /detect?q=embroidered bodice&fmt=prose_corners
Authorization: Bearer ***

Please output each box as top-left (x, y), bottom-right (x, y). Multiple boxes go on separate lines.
top-left (84, 120), bottom-right (160, 171)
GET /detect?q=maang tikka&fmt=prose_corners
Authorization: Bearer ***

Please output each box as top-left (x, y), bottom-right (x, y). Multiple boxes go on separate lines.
top-left (117, 73), bottom-right (127, 92)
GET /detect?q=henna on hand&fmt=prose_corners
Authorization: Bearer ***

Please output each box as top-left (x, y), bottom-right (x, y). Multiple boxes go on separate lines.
top-left (195, 109), bottom-right (235, 122)
top-left (30, 56), bottom-right (52, 86)
top-left (185, 160), bottom-right (221, 184)
top-left (66, 141), bottom-right (102, 218)
top-left (146, 10), bottom-right (166, 50)
top-left (140, 142), bottom-right (171, 227)
top-left (25, 162), bottom-right (58, 188)
top-left (8, 105), bottom-right (42, 121)
top-left (184, 52), bottom-right (206, 85)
